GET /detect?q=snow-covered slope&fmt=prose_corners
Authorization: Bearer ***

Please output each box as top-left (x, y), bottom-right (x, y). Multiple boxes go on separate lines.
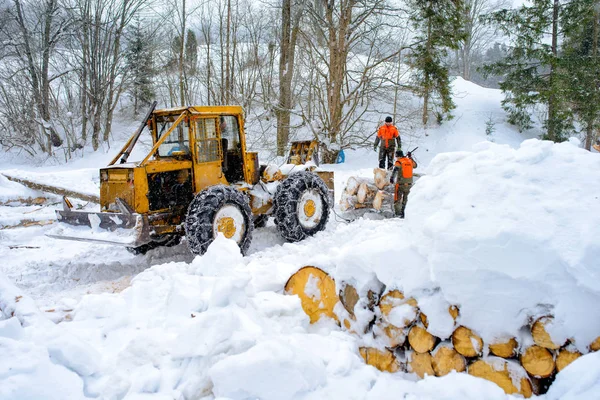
top-left (1, 79), bottom-right (599, 399)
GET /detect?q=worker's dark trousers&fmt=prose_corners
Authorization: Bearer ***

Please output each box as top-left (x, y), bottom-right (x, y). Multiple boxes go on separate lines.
top-left (394, 183), bottom-right (412, 217)
top-left (378, 146), bottom-right (395, 169)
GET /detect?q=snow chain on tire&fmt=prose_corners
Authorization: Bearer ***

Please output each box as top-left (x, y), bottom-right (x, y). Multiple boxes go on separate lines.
top-left (185, 185), bottom-right (254, 256)
top-left (273, 171), bottom-right (330, 242)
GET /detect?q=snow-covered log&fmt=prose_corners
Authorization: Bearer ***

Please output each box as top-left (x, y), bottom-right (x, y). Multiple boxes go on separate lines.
top-left (531, 316), bottom-right (566, 350)
top-left (359, 347), bottom-right (400, 373)
top-left (489, 337), bottom-right (518, 358)
top-left (407, 351), bottom-right (434, 378)
top-left (469, 357), bottom-right (533, 398)
top-left (520, 345), bottom-right (555, 378)
top-left (431, 343), bottom-right (466, 376)
top-left (451, 326), bottom-right (483, 357)
top-left (555, 347), bottom-right (582, 372)
top-left (408, 325), bottom-right (436, 353)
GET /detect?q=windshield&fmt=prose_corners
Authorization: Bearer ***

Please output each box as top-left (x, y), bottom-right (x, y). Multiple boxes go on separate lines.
top-left (156, 116), bottom-right (190, 157)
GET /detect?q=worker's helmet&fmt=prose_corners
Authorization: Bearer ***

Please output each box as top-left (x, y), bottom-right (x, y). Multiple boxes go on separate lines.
top-left (395, 150), bottom-right (404, 157)
top-left (385, 116), bottom-right (393, 123)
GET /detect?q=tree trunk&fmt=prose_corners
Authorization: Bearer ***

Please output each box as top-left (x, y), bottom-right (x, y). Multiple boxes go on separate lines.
top-left (179, 0), bottom-right (186, 106)
top-left (546, 0), bottom-right (559, 141)
top-left (422, 17), bottom-right (432, 126)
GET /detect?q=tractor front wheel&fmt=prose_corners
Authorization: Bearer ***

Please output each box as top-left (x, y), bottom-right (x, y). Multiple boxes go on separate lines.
top-left (185, 185), bottom-right (254, 256)
top-left (273, 171), bottom-right (330, 242)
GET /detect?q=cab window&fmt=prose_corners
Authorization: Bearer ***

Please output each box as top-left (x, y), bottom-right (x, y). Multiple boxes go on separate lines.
top-left (219, 115), bottom-right (240, 151)
top-left (195, 118), bottom-right (221, 163)
top-left (156, 116), bottom-right (190, 157)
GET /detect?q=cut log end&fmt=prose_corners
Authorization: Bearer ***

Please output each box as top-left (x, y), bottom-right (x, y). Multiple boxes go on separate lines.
top-left (452, 326), bottom-right (483, 357)
top-left (589, 336), bottom-right (600, 352)
top-left (378, 290), bottom-right (418, 328)
top-left (359, 347), bottom-right (399, 373)
top-left (408, 351), bottom-right (434, 378)
top-left (489, 337), bottom-right (518, 358)
top-left (469, 358), bottom-right (533, 398)
top-left (284, 266), bottom-right (338, 324)
top-left (408, 325), bottom-right (436, 353)
top-left (531, 316), bottom-right (565, 350)
top-left (521, 345), bottom-right (555, 378)
top-left (432, 345), bottom-right (466, 376)
top-left (556, 348), bottom-right (582, 372)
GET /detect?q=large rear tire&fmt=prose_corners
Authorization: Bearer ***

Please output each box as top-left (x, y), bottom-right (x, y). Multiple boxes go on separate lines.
top-left (184, 185), bottom-right (253, 256)
top-left (273, 171), bottom-right (330, 242)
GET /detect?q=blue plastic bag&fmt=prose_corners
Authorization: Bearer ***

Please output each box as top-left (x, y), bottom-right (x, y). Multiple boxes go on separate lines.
top-left (336, 149), bottom-right (345, 164)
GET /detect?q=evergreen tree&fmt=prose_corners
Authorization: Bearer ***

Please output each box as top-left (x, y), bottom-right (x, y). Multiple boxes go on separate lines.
top-left (483, 0), bottom-right (575, 141)
top-left (408, 0), bottom-right (466, 126)
top-left (562, 0), bottom-right (600, 150)
top-left (126, 24), bottom-right (156, 115)
top-left (185, 29), bottom-right (198, 75)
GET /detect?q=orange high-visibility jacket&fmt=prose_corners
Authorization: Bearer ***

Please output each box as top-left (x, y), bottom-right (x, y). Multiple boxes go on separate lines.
top-left (391, 156), bottom-right (418, 185)
top-left (377, 125), bottom-right (399, 148)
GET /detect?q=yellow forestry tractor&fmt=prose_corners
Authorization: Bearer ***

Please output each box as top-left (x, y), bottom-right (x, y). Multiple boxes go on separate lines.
top-left (48, 102), bottom-right (334, 255)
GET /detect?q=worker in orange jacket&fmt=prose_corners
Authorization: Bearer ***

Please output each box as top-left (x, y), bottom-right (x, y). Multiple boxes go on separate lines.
top-left (389, 149), bottom-right (417, 218)
top-left (374, 116), bottom-right (401, 170)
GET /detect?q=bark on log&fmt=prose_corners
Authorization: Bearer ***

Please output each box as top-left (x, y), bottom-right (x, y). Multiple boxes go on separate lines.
top-left (373, 168), bottom-right (389, 190)
top-left (520, 345), bottom-right (555, 378)
top-left (339, 283), bottom-right (359, 316)
top-left (359, 347), bottom-right (399, 373)
top-left (452, 326), bottom-right (483, 357)
top-left (2, 174), bottom-right (100, 203)
top-left (555, 348), bottom-right (582, 372)
top-left (431, 344), bottom-right (466, 376)
top-left (408, 325), bottom-right (436, 353)
top-left (408, 351), bottom-right (434, 378)
top-left (489, 337), bottom-right (518, 358)
top-left (469, 357), bottom-right (533, 398)
top-left (284, 266), bottom-right (338, 324)
top-left (531, 316), bottom-right (565, 350)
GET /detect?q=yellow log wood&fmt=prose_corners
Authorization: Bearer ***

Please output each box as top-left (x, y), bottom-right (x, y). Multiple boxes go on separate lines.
top-left (378, 290), bottom-right (418, 328)
top-left (556, 349), bottom-right (582, 372)
top-left (452, 326), bottom-right (483, 357)
top-left (382, 324), bottom-right (407, 348)
top-left (531, 316), bottom-right (565, 350)
top-left (431, 346), bottom-right (466, 376)
top-left (284, 266), bottom-right (338, 324)
top-left (408, 351), bottom-right (434, 378)
top-left (589, 336), bottom-right (600, 352)
top-left (449, 305), bottom-right (459, 320)
top-left (520, 345), bottom-right (555, 378)
top-left (469, 358), bottom-right (533, 398)
top-left (359, 347), bottom-right (399, 373)
top-left (408, 325), bottom-right (436, 353)
top-left (373, 168), bottom-right (388, 190)
top-left (489, 338), bottom-right (518, 358)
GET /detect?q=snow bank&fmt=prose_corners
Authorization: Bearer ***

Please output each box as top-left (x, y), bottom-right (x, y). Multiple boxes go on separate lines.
top-left (1, 139), bottom-right (599, 399)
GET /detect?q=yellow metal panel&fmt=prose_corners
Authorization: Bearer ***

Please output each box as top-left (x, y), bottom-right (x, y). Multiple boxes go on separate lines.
top-left (133, 167), bottom-right (149, 213)
top-left (100, 169), bottom-right (135, 212)
top-left (144, 160), bottom-right (193, 173)
top-left (245, 152), bottom-right (259, 184)
top-left (194, 162), bottom-right (227, 192)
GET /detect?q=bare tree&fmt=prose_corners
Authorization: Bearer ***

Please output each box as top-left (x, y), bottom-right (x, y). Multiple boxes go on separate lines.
top-left (456, 0), bottom-right (510, 80)
top-left (298, 0), bottom-right (405, 161)
top-left (276, 0), bottom-right (305, 156)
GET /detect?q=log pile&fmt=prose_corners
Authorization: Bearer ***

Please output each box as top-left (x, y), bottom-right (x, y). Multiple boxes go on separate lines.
top-left (284, 267), bottom-right (600, 397)
top-left (340, 169), bottom-right (394, 215)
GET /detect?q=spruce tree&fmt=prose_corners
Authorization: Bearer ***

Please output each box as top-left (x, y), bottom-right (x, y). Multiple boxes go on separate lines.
top-left (408, 0), bottom-right (466, 126)
top-left (126, 24), bottom-right (156, 115)
top-left (562, 0), bottom-right (600, 150)
top-left (483, 0), bottom-right (574, 141)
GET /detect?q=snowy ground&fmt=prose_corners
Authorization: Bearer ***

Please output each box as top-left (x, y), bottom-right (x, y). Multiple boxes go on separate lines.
top-left (1, 79), bottom-right (600, 399)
